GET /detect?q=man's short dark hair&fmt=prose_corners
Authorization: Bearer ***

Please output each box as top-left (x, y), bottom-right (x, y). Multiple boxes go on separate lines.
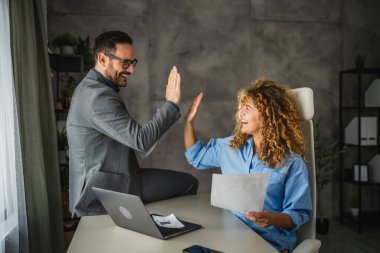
top-left (93, 31), bottom-right (133, 62)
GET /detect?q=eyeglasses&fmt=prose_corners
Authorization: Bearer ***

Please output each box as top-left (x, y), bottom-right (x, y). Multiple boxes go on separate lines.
top-left (105, 53), bottom-right (138, 69)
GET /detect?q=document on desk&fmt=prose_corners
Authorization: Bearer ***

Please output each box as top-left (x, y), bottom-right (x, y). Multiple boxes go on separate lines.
top-left (211, 173), bottom-right (270, 214)
top-left (151, 214), bottom-right (185, 228)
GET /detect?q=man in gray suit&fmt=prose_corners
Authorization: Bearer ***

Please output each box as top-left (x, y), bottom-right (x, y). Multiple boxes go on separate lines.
top-left (67, 31), bottom-right (198, 217)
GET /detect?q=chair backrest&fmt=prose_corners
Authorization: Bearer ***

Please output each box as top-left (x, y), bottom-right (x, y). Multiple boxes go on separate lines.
top-left (289, 88), bottom-right (316, 242)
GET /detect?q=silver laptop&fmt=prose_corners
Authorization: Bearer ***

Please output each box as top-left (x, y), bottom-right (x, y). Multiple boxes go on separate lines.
top-left (92, 187), bottom-right (202, 239)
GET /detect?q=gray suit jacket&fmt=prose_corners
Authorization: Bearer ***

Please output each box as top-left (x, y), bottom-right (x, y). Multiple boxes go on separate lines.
top-left (67, 69), bottom-right (180, 216)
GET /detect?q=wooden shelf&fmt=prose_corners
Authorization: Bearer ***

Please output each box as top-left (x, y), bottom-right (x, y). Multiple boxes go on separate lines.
top-left (50, 54), bottom-right (83, 72)
top-left (341, 106), bottom-right (380, 110)
top-left (55, 109), bottom-right (69, 113)
top-left (342, 211), bottom-right (380, 224)
top-left (343, 180), bottom-right (380, 186)
top-left (343, 144), bottom-right (378, 148)
top-left (340, 68), bottom-right (380, 74)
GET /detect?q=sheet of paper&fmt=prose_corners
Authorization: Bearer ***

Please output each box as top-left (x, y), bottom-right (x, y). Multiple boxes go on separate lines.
top-left (151, 214), bottom-right (184, 228)
top-left (211, 173), bottom-right (270, 214)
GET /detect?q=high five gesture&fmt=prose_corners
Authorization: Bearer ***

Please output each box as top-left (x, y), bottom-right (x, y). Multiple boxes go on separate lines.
top-left (184, 92), bottom-right (203, 149)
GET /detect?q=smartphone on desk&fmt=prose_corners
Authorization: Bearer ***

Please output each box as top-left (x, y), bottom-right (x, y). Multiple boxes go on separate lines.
top-left (183, 245), bottom-right (224, 253)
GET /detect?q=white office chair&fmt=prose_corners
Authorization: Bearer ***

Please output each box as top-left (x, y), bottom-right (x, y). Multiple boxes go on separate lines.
top-left (289, 88), bottom-right (322, 253)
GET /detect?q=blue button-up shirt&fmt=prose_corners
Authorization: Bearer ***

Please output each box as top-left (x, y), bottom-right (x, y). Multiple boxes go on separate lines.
top-left (185, 136), bottom-right (312, 251)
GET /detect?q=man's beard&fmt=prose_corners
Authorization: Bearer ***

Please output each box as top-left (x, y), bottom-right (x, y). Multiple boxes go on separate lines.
top-left (105, 63), bottom-right (129, 87)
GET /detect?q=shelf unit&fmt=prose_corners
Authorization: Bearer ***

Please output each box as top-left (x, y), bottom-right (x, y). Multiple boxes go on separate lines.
top-left (50, 53), bottom-right (82, 120)
top-left (339, 68), bottom-right (380, 233)
top-left (50, 53), bottom-right (82, 231)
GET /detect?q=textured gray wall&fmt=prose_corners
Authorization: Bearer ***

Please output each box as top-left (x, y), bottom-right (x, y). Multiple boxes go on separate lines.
top-left (47, 0), bottom-right (380, 218)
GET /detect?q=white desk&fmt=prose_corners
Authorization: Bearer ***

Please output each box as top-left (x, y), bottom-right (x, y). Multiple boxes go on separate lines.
top-left (67, 194), bottom-right (277, 253)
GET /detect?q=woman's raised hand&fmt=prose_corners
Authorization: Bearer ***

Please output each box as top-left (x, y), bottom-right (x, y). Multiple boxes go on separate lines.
top-left (184, 92), bottom-right (203, 124)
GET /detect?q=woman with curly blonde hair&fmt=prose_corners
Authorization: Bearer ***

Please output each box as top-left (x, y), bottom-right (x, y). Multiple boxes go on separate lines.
top-left (184, 78), bottom-right (312, 253)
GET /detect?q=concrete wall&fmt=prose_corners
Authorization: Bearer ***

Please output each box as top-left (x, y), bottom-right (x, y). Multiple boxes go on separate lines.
top-left (47, 0), bottom-right (380, 218)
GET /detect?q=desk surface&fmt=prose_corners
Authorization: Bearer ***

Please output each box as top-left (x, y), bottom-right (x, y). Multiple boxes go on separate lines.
top-left (67, 194), bottom-right (277, 253)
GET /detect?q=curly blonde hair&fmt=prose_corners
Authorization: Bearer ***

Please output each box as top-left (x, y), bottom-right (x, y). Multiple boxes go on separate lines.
top-left (230, 78), bottom-right (305, 168)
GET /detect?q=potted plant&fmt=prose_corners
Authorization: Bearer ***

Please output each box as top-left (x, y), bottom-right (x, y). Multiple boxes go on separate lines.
top-left (54, 100), bottom-right (63, 110)
top-left (50, 32), bottom-right (78, 55)
top-left (314, 119), bottom-right (344, 235)
top-left (62, 88), bottom-right (73, 110)
top-left (350, 187), bottom-right (359, 217)
top-left (76, 36), bottom-right (94, 72)
top-left (57, 127), bottom-right (68, 164)
top-left (60, 74), bottom-right (76, 109)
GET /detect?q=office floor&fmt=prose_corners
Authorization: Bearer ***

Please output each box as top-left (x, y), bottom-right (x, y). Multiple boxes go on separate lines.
top-left (317, 219), bottom-right (380, 253)
top-left (64, 218), bottom-right (380, 252)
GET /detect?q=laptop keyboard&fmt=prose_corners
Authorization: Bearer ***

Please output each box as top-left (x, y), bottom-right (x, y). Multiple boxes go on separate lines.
top-left (154, 219), bottom-right (201, 238)
top-left (157, 225), bottom-right (185, 236)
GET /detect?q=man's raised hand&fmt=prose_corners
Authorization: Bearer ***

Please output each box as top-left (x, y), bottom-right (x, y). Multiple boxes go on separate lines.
top-left (166, 66), bottom-right (181, 105)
